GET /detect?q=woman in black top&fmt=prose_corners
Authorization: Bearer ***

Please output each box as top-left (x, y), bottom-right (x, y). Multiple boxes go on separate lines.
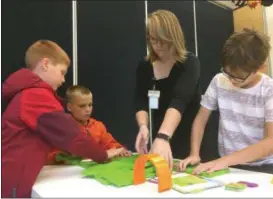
top-left (135, 10), bottom-right (201, 168)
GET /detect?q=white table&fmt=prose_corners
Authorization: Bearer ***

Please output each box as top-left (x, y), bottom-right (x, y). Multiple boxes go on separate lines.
top-left (32, 165), bottom-right (273, 198)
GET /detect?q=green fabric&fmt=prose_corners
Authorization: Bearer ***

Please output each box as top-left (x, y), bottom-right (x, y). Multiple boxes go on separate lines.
top-left (82, 155), bottom-right (156, 187)
top-left (55, 153), bottom-right (229, 188)
top-left (185, 165), bottom-right (230, 178)
top-left (56, 154), bottom-right (157, 187)
top-left (172, 175), bottom-right (206, 187)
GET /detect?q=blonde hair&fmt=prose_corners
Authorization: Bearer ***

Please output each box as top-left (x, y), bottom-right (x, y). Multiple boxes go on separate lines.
top-left (146, 10), bottom-right (187, 63)
top-left (25, 40), bottom-right (70, 70)
top-left (66, 85), bottom-right (92, 103)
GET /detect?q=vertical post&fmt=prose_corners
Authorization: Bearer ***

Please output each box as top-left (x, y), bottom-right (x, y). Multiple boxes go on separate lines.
top-left (262, 6), bottom-right (272, 77)
top-left (145, 0), bottom-right (153, 149)
top-left (145, 1), bottom-right (148, 55)
top-left (193, 0), bottom-right (198, 57)
top-left (149, 108), bottom-right (153, 149)
top-left (72, 0), bottom-right (78, 85)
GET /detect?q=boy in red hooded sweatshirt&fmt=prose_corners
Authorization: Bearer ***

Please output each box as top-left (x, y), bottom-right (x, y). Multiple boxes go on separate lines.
top-left (1, 40), bottom-right (124, 198)
top-left (47, 85), bottom-right (132, 164)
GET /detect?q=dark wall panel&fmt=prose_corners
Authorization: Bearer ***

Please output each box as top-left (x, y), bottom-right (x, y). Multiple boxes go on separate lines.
top-left (147, 1), bottom-right (196, 54)
top-left (77, 1), bottom-right (146, 150)
top-left (197, 2), bottom-right (234, 92)
top-left (196, 1), bottom-right (234, 161)
top-left (2, 0), bottom-right (73, 104)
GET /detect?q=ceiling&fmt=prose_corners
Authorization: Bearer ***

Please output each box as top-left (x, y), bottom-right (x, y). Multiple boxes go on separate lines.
top-left (208, 0), bottom-right (246, 10)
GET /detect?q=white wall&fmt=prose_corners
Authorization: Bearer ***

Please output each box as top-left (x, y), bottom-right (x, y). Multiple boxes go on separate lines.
top-left (264, 6), bottom-right (273, 77)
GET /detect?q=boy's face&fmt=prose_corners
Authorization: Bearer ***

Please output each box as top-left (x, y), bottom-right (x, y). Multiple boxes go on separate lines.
top-left (222, 67), bottom-right (257, 88)
top-left (67, 93), bottom-right (93, 123)
top-left (40, 58), bottom-right (67, 91)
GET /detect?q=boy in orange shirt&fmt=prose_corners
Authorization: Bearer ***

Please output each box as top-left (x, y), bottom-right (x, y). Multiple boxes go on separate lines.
top-left (48, 85), bottom-right (132, 163)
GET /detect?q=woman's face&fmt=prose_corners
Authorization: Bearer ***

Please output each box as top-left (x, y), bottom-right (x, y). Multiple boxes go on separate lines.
top-left (148, 33), bottom-right (173, 59)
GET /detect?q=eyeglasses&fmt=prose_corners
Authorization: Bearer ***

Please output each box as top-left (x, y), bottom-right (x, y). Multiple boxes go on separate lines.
top-left (221, 68), bottom-right (252, 83)
top-left (147, 36), bottom-right (168, 45)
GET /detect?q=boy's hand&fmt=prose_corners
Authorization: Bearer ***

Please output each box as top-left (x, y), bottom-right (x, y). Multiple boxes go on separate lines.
top-left (106, 148), bottom-right (124, 159)
top-left (193, 158), bottom-right (228, 174)
top-left (119, 148), bottom-right (133, 157)
top-left (179, 155), bottom-right (201, 171)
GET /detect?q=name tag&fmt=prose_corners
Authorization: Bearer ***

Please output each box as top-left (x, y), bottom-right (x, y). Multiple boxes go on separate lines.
top-left (148, 90), bottom-right (160, 109)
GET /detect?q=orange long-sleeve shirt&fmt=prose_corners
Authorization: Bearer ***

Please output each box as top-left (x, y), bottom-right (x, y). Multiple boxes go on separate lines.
top-left (47, 118), bottom-right (123, 164)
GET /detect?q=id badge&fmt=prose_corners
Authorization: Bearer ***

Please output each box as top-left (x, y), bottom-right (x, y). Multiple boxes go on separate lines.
top-left (148, 90), bottom-right (160, 109)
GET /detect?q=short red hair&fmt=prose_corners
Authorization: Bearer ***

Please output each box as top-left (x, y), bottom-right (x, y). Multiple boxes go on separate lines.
top-left (25, 40), bottom-right (70, 70)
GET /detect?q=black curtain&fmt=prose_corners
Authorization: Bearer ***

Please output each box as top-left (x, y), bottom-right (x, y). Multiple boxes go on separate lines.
top-left (2, 0), bottom-right (73, 113)
top-left (147, 1), bottom-right (196, 54)
top-left (77, 1), bottom-right (146, 150)
top-left (2, 1), bottom-right (234, 157)
top-left (196, 1), bottom-right (234, 161)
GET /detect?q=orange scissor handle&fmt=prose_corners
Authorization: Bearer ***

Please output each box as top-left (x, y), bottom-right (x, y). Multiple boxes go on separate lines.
top-left (133, 154), bottom-right (172, 192)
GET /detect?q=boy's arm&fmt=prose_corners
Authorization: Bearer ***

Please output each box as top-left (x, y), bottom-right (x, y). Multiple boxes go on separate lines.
top-left (47, 149), bottom-right (64, 165)
top-left (194, 86), bottom-right (273, 173)
top-left (20, 88), bottom-right (108, 163)
top-left (219, 87), bottom-right (273, 166)
top-left (190, 107), bottom-right (212, 156)
top-left (221, 126), bottom-right (273, 166)
top-left (179, 107), bottom-right (212, 170)
top-left (180, 75), bottom-right (218, 170)
top-left (191, 75), bottom-right (219, 155)
top-left (96, 121), bottom-right (124, 149)
top-left (194, 125), bottom-right (273, 174)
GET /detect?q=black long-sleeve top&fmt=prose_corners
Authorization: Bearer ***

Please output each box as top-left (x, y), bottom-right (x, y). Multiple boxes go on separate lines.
top-left (135, 52), bottom-right (201, 159)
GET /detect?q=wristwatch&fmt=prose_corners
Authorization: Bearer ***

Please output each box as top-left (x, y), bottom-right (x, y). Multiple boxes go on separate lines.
top-left (156, 133), bottom-right (171, 142)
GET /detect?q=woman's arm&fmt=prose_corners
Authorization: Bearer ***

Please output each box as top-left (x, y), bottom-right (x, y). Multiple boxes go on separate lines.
top-left (134, 60), bottom-right (151, 153)
top-left (158, 53), bottom-right (201, 137)
top-left (157, 108), bottom-right (181, 137)
top-left (136, 110), bottom-right (149, 128)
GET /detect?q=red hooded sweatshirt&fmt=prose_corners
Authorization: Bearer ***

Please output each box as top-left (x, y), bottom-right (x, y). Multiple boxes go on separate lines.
top-left (1, 68), bottom-right (108, 198)
top-left (47, 118), bottom-right (124, 164)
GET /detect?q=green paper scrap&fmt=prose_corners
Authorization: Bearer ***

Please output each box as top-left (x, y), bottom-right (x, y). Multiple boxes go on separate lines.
top-left (56, 154), bottom-right (158, 187)
top-left (55, 153), bottom-right (83, 165)
top-left (82, 155), bottom-right (157, 187)
top-left (225, 183), bottom-right (247, 192)
top-left (94, 177), bottom-right (111, 185)
top-left (185, 165), bottom-right (230, 178)
top-left (172, 174), bottom-right (225, 194)
top-left (79, 161), bottom-right (98, 169)
top-left (172, 175), bottom-right (206, 187)
top-left (55, 152), bottom-right (82, 161)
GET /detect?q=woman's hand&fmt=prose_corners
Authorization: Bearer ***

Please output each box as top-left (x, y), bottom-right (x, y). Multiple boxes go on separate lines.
top-left (150, 138), bottom-right (173, 169)
top-left (135, 125), bottom-right (149, 154)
